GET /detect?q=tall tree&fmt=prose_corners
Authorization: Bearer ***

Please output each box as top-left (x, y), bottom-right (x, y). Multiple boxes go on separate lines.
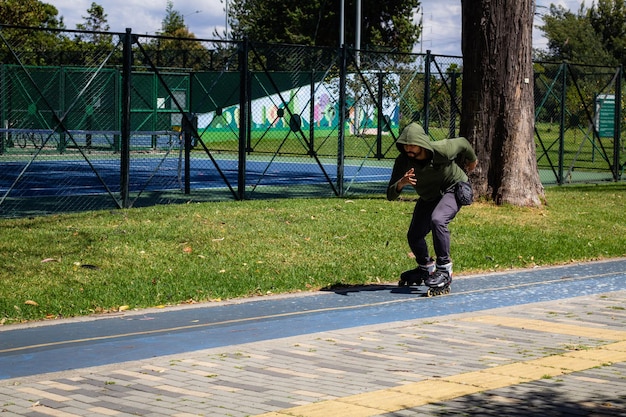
top-left (587, 0), bottom-right (626, 66)
top-left (538, 4), bottom-right (615, 64)
top-left (144, 1), bottom-right (210, 71)
top-left (460, 0), bottom-right (544, 206)
top-left (74, 2), bottom-right (113, 49)
top-left (0, 0), bottom-right (64, 29)
top-left (76, 2), bottom-right (109, 32)
top-left (0, 0), bottom-right (65, 65)
top-left (228, 0), bottom-right (420, 52)
top-left (160, 0), bottom-right (186, 36)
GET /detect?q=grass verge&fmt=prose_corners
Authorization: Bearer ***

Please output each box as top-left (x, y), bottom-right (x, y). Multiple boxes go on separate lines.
top-left (1, 183), bottom-right (625, 324)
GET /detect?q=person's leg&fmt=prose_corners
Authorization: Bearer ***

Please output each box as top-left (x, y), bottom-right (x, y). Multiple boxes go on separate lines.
top-left (430, 191), bottom-right (460, 266)
top-left (399, 258), bottom-right (435, 285)
top-left (400, 200), bottom-right (437, 286)
top-left (425, 192), bottom-right (460, 287)
top-left (407, 199), bottom-right (436, 264)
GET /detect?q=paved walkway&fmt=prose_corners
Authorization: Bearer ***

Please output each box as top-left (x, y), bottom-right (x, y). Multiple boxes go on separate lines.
top-left (1, 263), bottom-right (625, 416)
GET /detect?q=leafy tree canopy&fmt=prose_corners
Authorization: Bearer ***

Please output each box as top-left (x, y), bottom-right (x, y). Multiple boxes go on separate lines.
top-left (537, 0), bottom-right (624, 66)
top-left (587, 0), bottom-right (626, 65)
top-left (228, 0), bottom-right (421, 52)
top-left (146, 1), bottom-right (210, 71)
top-left (76, 2), bottom-right (109, 32)
top-left (0, 0), bottom-right (64, 29)
top-left (74, 2), bottom-right (112, 46)
top-left (0, 0), bottom-right (65, 64)
top-left (160, 0), bottom-right (194, 38)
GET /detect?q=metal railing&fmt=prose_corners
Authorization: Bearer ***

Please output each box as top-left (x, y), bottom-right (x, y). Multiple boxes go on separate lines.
top-left (0, 26), bottom-right (622, 218)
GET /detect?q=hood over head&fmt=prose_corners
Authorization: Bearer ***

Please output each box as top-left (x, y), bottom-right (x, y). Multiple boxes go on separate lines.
top-left (396, 123), bottom-right (432, 152)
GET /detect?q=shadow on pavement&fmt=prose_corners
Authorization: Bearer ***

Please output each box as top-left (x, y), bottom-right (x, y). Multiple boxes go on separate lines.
top-left (386, 384), bottom-right (626, 416)
top-left (320, 283), bottom-right (429, 296)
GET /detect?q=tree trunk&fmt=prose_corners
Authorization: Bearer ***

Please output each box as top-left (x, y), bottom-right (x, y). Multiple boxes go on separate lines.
top-left (460, 0), bottom-right (545, 207)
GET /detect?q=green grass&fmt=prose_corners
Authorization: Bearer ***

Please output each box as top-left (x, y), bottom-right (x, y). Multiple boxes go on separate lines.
top-left (1, 182), bottom-right (625, 325)
top-left (198, 129), bottom-right (400, 159)
top-left (198, 123), bottom-right (623, 172)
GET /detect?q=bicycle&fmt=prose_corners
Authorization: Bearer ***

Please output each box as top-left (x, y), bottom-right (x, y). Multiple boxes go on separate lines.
top-left (15, 130), bottom-right (44, 149)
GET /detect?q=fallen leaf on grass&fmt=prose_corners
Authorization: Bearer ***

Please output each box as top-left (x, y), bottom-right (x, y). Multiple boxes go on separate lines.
top-left (25, 300), bottom-right (39, 306)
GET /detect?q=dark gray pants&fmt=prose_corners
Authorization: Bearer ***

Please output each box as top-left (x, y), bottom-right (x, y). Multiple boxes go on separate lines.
top-left (407, 190), bottom-right (460, 266)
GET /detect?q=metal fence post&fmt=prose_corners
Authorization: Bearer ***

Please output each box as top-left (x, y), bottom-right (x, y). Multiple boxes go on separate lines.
top-left (375, 72), bottom-right (384, 159)
top-left (423, 50), bottom-right (432, 133)
top-left (558, 62), bottom-right (567, 185)
top-left (449, 69), bottom-right (458, 138)
top-left (613, 65), bottom-right (622, 181)
top-left (120, 28), bottom-right (133, 208)
top-left (337, 45), bottom-right (347, 197)
top-left (309, 70), bottom-right (316, 155)
top-left (182, 113), bottom-right (196, 194)
top-left (58, 67), bottom-right (67, 153)
top-left (0, 66), bottom-right (4, 155)
top-left (238, 38), bottom-right (250, 200)
top-left (113, 67), bottom-right (121, 153)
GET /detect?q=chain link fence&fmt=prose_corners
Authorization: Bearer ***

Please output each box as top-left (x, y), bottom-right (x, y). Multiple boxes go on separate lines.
top-left (534, 61), bottom-right (623, 184)
top-left (0, 26), bottom-right (623, 218)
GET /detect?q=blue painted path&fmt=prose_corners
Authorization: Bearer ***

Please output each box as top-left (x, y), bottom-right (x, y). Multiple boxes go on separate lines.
top-left (1, 259), bottom-right (625, 380)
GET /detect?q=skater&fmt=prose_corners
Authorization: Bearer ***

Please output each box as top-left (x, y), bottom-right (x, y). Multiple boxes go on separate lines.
top-left (387, 122), bottom-right (477, 294)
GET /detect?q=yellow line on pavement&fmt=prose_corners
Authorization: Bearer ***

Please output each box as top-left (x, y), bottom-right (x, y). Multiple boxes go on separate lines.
top-left (253, 317), bottom-right (626, 417)
top-left (460, 315), bottom-right (626, 340)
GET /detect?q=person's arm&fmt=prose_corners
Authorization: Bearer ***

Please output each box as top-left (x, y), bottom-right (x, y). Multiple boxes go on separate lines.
top-left (447, 137), bottom-right (477, 172)
top-left (387, 160), bottom-right (413, 201)
top-left (397, 168), bottom-right (416, 190)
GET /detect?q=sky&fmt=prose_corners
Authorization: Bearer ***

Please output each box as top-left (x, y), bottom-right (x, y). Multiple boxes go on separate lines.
top-left (47, 0), bottom-right (585, 56)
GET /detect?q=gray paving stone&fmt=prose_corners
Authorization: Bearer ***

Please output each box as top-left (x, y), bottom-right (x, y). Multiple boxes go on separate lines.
top-left (2, 287), bottom-right (625, 417)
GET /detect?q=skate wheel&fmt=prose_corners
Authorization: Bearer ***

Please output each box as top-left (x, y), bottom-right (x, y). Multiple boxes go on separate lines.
top-left (398, 279), bottom-right (407, 287)
top-left (426, 286), bottom-right (450, 297)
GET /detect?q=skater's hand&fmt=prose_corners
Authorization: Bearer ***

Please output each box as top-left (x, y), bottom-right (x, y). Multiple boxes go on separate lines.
top-left (397, 168), bottom-right (416, 191)
top-left (465, 160), bottom-right (477, 172)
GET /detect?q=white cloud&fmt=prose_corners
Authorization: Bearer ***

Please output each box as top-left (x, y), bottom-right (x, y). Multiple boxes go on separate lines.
top-left (416, 2), bottom-right (461, 54)
top-left (418, 0), bottom-right (586, 56)
top-left (48, 0), bottom-right (228, 39)
top-left (48, 0), bottom-right (587, 55)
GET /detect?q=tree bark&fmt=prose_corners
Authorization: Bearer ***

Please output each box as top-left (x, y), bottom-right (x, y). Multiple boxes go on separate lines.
top-left (460, 0), bottom-right (545, 207)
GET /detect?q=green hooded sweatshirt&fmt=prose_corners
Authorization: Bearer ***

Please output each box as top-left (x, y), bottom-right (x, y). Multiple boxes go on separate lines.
top-left (387, 123), bottom-right (477, 202)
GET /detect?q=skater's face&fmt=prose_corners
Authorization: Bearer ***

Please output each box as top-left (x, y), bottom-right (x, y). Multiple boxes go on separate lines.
top-left (404, 144), bottom-right (429, 160)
